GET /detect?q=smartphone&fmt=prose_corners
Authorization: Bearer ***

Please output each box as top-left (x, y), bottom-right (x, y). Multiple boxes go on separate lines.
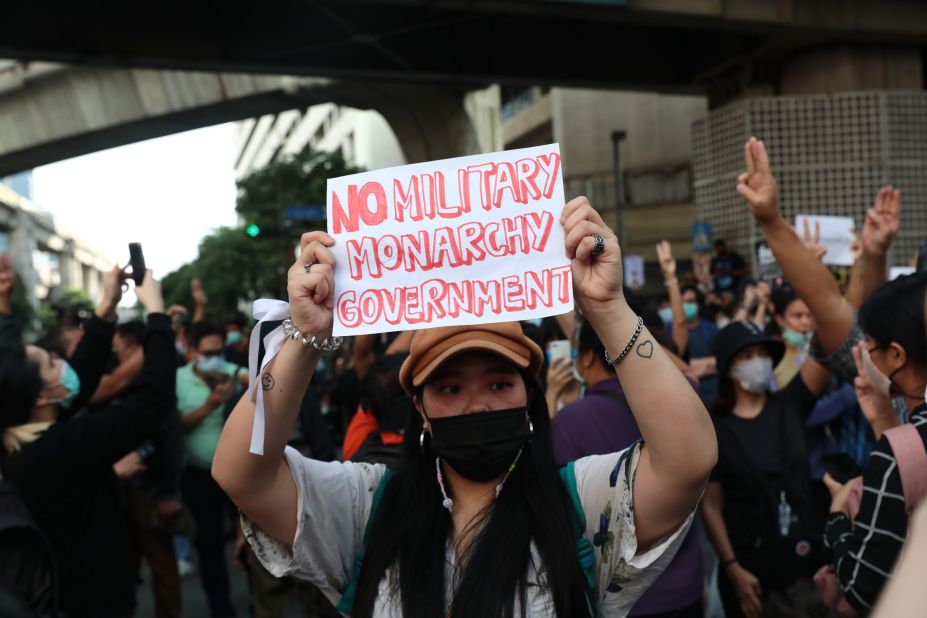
top-left (821, 453), bottom-right (863, 484)
top-left (546, 340), bottom-right (572, 366)
top-left (129, 243), bottom-right (146, 285)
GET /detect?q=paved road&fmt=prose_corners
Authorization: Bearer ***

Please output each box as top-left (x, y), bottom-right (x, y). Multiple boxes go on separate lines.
top-left (136, 545), bottom-right (253, 618)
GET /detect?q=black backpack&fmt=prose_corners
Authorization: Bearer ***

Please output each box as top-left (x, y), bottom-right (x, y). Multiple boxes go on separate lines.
top-left (0, 479), bottom-right (58, 617)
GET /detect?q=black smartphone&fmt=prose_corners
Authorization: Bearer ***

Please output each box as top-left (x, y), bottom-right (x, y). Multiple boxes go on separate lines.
top-left (128, 243), bottom-right (146, 285)
top-left (821, 453), bottom-right (863, 484)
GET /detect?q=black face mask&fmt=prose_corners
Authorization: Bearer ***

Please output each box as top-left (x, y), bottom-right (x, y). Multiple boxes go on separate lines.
top-left (428, 407), bottom-right (532, 483)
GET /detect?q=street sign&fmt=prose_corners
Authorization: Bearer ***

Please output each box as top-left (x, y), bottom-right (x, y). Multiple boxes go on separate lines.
top-left (286, 205), bottom-right (326, 221)
top-left (692, 221), bottom-right (712, 254)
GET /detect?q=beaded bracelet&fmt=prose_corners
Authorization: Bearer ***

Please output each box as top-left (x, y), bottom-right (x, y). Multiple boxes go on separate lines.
top-left (281, 319), bottom-right (343, 352)
top-left (603, 316), bottom-right (644, 366)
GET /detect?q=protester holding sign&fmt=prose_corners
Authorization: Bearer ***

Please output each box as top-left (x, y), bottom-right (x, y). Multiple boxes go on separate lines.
top-left (212, 184), bottom-right (717, 616)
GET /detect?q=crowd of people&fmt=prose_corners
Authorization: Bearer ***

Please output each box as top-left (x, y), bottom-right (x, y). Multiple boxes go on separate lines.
top-left (0, 136), bottom-right (925, 618)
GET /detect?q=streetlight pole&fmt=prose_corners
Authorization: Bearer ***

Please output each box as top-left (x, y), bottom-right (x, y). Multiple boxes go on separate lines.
top-left (611, 130), bottom-right (627, 241)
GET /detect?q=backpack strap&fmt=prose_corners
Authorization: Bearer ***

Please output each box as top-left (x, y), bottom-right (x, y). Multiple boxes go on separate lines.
top-left (883, 424), bottom-right (927, 514)
top-left (559, 461), bottom-right (599, 616)
top-left (335, 468), bottom-right (394, 615)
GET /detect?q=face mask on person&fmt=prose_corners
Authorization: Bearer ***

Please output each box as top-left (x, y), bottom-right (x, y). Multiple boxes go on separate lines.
top-left (525, 318), bottom-right (543, 328)
top-left (658, 307), bottom-right (674, 325)
top-left (175, 341), bottom-right (187, 357)
top-left (782, 328), bottom-right (814, 350)
top-left (683, 303), bottom-right (699, 322)
top-left (226, 331), bottom-right (242, 346)
top-left (428, 407), bottom-right (532, 483)
top-left (730, 357), bottom-right (773, 394)
top-left (44, 361), bottom-right (81, 409)
top-left (197, 355), bottom-right (225, 373)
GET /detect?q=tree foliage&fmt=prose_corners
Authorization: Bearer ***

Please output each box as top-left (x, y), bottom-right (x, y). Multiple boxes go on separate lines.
top-left (161, 144), bottom-right (362, 322)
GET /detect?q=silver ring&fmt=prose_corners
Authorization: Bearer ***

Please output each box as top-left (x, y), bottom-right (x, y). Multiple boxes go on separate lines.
top-left (303, 262), bottom-right (314, 274)
top-left (591, 234), bottom-right (605, 257)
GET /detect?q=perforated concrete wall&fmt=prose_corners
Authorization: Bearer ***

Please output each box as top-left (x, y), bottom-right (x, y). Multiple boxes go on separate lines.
top-left (692, 91), bottom-right (927, 271)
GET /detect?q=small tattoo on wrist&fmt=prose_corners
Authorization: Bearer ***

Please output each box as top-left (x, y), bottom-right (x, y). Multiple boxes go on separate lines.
top-left (261, 372), bottom-right (275, 391)
top-left (636, 340), bottom-right (654, 359)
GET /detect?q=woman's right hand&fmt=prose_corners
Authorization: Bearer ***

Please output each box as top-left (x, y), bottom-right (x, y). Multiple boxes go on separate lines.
top-left (288, 231), bottom-right (337, 338)
top-left (727, 562), bottom-right (763, 618)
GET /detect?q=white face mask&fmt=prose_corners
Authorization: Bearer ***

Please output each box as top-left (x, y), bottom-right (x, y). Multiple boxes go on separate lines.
top-left (731, 357), bottom-right (773, 394)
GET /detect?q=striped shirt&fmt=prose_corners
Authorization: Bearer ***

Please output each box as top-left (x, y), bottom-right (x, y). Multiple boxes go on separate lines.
top-left (823, 407), bottom-right (927, 612)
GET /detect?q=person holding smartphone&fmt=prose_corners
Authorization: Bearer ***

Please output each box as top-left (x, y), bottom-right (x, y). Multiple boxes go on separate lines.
top-left (176, 321), bottom-right (244, 618)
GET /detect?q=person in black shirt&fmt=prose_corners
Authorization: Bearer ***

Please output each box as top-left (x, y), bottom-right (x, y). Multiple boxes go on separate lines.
top-left (0, 268), bottom-right (175, 618)
top-left (701, 321), bottom-right (833, 618)
top-left (711, 240), bottom-right (748, 294)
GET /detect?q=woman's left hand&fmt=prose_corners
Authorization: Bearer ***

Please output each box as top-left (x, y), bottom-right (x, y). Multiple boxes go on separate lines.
top-left (561, 196), bottom-right (626, 322)
top-left (823, 472), bottom-right (862, 515)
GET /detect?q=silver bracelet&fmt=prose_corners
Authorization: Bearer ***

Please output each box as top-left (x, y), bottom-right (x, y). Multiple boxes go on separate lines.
top-left (603, 316), bottom-right (644, 366)
top-left (281, 319), bottom-right (343, 352)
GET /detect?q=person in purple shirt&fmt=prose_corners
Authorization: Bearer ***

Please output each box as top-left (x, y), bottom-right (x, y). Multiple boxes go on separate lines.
top-left (553, 319), bottom-right (705, 618)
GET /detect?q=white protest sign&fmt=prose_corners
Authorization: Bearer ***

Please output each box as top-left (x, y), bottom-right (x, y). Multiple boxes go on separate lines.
top-left (891, 266), bottom-right (915, 280)
top-left (624, 255), bottom-right (645, 290)
top-left (327, 144), bottom-right (572, 336)
top-left (794, 215), bottom-right (856, 266)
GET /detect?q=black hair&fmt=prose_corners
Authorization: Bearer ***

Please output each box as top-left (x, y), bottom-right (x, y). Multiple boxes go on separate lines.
top-left (577, 319), bottom-right (609, 371)
top-left (359, 354), bottom-right (411, 432)
top-left (680, 284), bottom-right (704, 307)
top-left (352, 371), bottom-right (591, 618)
top-left (187, 321), bottom-right (225, 350)
top-left (859, 273), bottom-right (927, 366)
top-left (34, 330), bottom-right (68, 359)
top-left (225, 315), bottom-right (247, 330)
top-left (114, 321), bottom-right (146, 347)
top-left (0, 344), bottom-right (43, 433)
top-left (770, 285), bottom-right (799, 318)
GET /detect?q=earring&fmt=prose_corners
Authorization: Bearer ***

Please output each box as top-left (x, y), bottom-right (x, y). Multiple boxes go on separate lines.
top-left (419, 429), bottom-right (427, 454)
top-left (435, 458), bottom-right (453, 512)
top-left (528, 419), bottom-right (534, 441)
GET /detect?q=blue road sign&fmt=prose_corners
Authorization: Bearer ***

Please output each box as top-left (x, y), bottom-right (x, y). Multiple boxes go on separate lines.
top-left (286, 205), bottom-right (326, 221)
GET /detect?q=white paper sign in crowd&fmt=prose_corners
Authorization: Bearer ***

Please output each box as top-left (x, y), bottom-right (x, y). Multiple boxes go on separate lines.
top-left (623, 255), bottom-right (645, 290)
top-left (327, 144), bottom-right (573, 336)
top-left (794, 215), bottom-right (856, 267)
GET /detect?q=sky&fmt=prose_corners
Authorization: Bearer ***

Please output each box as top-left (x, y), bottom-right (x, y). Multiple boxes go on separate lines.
top-left (32, 123), bottom-right (239, 277)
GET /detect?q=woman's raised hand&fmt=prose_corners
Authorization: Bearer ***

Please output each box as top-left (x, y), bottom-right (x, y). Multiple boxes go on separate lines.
top-left (288, 232), bottom-right (337, 338)
top-left (561, 196), bottom-right (626, 321)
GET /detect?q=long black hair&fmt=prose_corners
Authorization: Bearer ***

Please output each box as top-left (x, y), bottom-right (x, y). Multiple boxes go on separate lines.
top-left (352, 371), bottom-right (591, 618)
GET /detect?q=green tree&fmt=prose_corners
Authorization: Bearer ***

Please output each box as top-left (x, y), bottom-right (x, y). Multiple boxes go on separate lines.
top-left (161, 145), bottom-right (362, 322)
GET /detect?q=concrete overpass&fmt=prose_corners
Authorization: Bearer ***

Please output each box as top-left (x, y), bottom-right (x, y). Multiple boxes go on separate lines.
top-left (2, 0), bottom-right (926, 92)
top-left (0, 0), bottom-right (924, 175)
top-left (0, 63), bottom-right (489, 176)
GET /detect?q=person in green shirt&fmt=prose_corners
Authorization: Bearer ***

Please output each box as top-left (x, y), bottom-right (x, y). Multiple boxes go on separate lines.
top-left (177, 321), bottom-right (244, 618)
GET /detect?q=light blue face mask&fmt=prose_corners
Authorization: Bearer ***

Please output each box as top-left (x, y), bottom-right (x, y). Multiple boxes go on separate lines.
top-left (782, 328), bottom-right (814, 350)
top-left (683, 302), bottom-right (700, 322)
top-left (197, 355), bottom-right (226, 373)
top-left (225, 331), bottom-right (242, 346)
top-left (48, 361), bottom-right (81, 409)
top-left (658, 307), bottom-right (674, 325)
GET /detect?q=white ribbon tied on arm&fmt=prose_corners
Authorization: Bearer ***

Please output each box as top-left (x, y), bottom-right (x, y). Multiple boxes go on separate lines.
top-left (247, 299), bottom-right (292, 455)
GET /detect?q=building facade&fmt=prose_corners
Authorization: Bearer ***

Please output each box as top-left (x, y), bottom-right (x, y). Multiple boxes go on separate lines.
top-left (0, 181), bottom-right (111, 310)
